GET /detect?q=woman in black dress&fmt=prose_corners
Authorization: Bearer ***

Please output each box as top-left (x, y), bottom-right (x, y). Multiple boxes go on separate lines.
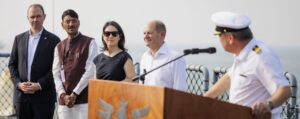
top-left (93, 21), bottom-right (136, 81)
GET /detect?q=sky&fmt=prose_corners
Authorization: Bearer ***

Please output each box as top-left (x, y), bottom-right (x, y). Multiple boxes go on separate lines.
top-left (1, 0), bottom-right (299, 72)
top-left (1, 0), bottom-right (300, 51)
top-left (0, 0), bottom-right (300, 105)
top-left (1, 0), bottom-right (299, 69)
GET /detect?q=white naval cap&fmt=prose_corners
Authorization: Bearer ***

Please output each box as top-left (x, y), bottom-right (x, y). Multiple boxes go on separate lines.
top-left (211, 11), bottom-right (251, 35)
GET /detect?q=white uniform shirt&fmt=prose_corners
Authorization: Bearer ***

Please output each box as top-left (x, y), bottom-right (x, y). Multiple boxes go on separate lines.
top-left (140, 43), bottom-right (187, 92)
top-left (27, 29), bottom-right (43, 81)
top-left (227, 38), bottom-right (289, 118)
top-left (52, 39), bottom-right (98, 97)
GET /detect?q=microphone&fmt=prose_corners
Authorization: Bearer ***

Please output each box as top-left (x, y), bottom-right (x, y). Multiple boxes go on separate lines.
top-left (184, 47), bottom-right (216, 55)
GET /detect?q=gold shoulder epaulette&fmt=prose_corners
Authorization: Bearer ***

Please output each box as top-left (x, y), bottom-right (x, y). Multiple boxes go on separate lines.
top-left (252, 45), bottom-right (261, 54)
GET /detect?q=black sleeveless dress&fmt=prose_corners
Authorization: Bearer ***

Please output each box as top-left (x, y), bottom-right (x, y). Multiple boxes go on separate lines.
top-left (93, 51), bottom-right (132, 81)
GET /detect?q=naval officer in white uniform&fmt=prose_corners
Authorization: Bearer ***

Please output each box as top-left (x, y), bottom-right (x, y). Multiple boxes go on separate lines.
top-left (204, 11), bottom-right (291, 119)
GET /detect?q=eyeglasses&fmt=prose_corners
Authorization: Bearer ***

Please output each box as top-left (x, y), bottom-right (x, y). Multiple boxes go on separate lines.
top-left (103, 31), bottom-right (119, 37)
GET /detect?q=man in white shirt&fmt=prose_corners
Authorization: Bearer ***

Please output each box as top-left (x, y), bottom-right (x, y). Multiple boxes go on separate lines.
top-left (204, 11), bottom-right (291, 119)
top-left (140, 20), bottom-right (187, 92)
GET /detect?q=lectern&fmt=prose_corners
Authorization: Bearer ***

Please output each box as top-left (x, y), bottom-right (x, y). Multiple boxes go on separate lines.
top-left (88, 79), bottom-right (270, 119)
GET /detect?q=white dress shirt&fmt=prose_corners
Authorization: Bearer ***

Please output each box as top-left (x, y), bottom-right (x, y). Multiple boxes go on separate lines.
top-left (227, 38), bottom-right (289, 119)
top-left (140, 43), bottom-right (187, 92)
top-left (52, 39), bottom-right (98, 97)
top-left (27, 29), bottom-right (43, 81)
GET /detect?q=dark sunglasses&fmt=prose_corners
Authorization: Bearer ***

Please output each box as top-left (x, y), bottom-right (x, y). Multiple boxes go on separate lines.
top-left (103, 31), bottom-right (119, 37)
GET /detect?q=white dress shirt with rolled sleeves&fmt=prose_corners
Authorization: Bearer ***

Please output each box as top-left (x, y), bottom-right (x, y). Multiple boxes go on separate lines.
top-left (140, 43), bottom-right (187, 92)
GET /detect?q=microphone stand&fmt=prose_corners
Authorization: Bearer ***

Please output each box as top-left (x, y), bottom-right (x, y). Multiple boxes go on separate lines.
top-left (132, 47), bottom-right (216, 83)
top-left (132, 53), bottom-right (189, 83)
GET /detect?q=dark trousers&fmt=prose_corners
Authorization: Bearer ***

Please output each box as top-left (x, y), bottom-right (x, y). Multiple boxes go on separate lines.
top-left (15, 101), bottom-right (55, 119)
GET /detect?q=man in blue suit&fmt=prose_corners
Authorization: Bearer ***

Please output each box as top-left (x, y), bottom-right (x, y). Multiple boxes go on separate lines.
top-left (8, 4), bottom-right (60, 119)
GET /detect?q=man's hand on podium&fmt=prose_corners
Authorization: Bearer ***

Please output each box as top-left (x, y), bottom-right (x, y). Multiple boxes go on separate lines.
top-left (251, 101), bottom-right (271, 119)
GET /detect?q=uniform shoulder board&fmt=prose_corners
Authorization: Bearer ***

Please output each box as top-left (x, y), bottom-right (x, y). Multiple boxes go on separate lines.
top-left (252, 45), bottom-right (261, 54)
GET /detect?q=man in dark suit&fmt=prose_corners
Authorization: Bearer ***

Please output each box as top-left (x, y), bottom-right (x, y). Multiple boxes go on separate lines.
top-left (8, 4), bottom-right (60, 119)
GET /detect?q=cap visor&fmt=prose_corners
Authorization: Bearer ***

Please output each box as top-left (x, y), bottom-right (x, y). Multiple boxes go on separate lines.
top-left (213, 31), bottom-right (221, 36)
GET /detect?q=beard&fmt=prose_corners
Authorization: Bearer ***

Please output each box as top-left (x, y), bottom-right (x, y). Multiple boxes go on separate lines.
top-left (66, 28), bottom-right (78, 36)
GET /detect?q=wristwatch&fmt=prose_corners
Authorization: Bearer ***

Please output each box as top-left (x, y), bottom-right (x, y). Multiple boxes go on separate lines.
top-left (267, 101), bottom-right (274, 110)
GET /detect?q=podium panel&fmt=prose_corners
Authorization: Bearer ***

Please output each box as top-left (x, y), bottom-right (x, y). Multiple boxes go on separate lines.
top-left (88, 80), bottom-right (164, 119)
top-left (88, 79), bottom-right (270, 119)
